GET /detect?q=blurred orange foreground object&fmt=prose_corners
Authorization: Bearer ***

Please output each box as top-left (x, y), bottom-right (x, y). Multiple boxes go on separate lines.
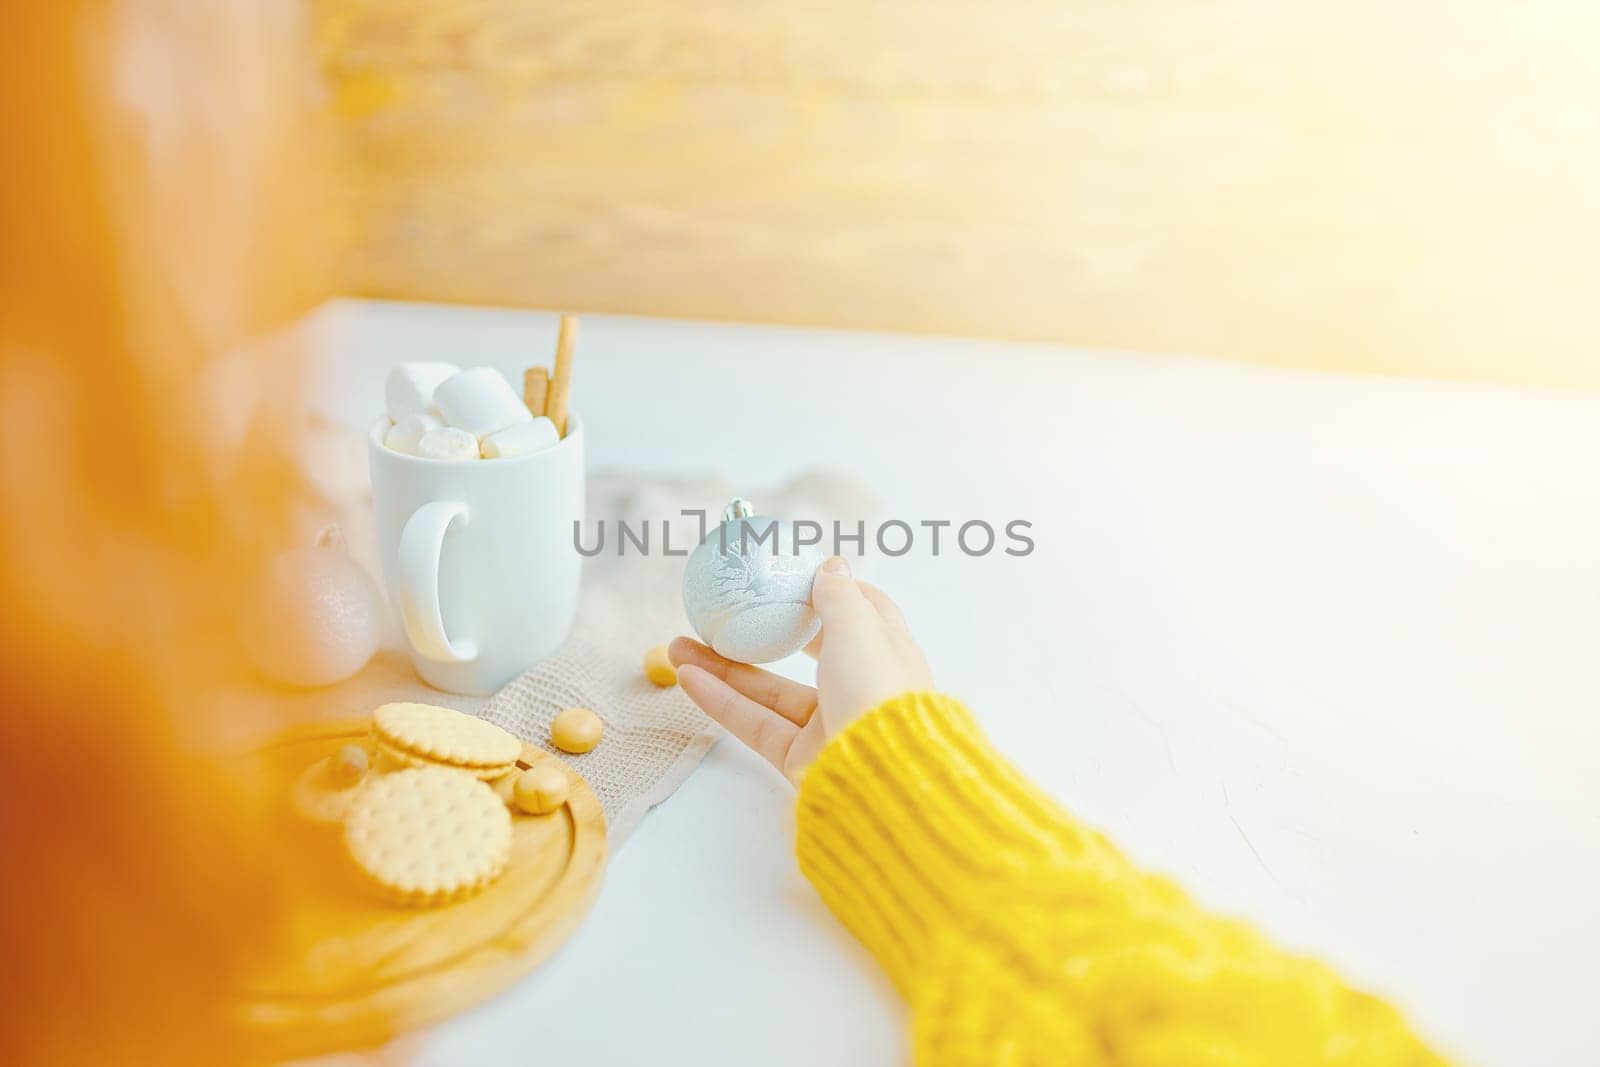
top-left (1, 2), bottom-right (328, 1063)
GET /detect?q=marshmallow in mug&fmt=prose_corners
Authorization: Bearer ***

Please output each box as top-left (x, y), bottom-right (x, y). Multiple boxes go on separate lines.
top-left (385, 361), bottom-right (459, 420)
top-left (434, 367), bottom-right (534, 439)
top-left (414, 426), bottom-right (480, 461)
top-left (481, 417), bottom-right (559, 459)
top-left (384, 412), bottom-right (443, 454)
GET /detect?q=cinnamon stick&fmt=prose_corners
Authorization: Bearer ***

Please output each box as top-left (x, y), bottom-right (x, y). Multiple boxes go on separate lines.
top-left (522, 366), bottom-right (549, 416)
top-left (546, 314), bottom-right (577, 436)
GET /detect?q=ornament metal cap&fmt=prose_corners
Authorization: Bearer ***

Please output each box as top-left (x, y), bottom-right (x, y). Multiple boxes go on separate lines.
top-left (722, 497), bottom-right (756, 522)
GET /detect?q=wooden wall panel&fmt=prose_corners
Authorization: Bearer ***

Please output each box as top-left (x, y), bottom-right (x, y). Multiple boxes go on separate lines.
top-left (318, 1), bottom-right (1600, 388)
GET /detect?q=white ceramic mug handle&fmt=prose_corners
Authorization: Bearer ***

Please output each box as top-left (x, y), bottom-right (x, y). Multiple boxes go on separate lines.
top-left (397, 500), bottom-right (479, 664)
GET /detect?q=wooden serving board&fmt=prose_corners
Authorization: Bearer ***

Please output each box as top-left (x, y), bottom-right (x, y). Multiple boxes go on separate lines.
top-left (234, 719), bottom-right (607, 1057)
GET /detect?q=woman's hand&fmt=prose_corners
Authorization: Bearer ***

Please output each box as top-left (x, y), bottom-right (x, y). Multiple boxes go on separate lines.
top-left (668, 556), bottom-right (933, 782)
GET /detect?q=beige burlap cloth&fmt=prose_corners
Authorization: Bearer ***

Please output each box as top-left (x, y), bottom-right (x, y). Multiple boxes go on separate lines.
top-left (479, 470), bottom-right (873, 842)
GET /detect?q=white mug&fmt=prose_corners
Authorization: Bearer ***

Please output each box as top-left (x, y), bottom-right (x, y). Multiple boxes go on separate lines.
top-left (367, 413), bottom-right (584, 695)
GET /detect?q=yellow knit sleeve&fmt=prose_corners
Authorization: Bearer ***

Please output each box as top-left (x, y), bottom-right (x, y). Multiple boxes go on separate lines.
top-left (794, 692), bottom-right (1450, 1066)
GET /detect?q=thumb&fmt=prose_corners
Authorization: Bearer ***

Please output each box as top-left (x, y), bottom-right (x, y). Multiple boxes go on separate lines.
top-left (810, 556), bottom-right (872, 628)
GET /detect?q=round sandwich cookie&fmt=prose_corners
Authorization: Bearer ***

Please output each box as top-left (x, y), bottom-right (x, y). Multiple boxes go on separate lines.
top-left (343, 767), bottom-right (512, 906)
top-left (372, 736), bottom-right (513, 780)
top-left (373, 702), bottom-right (521, 769)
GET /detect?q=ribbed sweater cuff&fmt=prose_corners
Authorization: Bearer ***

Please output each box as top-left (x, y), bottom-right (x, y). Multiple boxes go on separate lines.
top-left (794, 691), bottom-right (1101, 994)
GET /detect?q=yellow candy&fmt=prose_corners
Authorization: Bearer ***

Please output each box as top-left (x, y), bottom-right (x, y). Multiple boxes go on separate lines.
top-left (331, 743), bottom-right (368, 786)
top-left (489, 769), bottom-right (520, 806)
top-left (643, 645), bottom-right (677, 687)
top-left (550, 707), bottom-right (602, 754)
top-left (513, 765), bottom-right (569, 815)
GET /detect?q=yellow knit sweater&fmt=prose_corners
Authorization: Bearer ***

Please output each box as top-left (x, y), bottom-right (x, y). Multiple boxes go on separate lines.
top-left (794, 692), bottom-right (1449, 1066)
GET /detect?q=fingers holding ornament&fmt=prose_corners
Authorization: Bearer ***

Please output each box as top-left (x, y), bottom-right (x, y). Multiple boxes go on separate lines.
top-left (667, 636), bottom-right (817, 725)
top-left (676, 663), bottom-right (800, 773)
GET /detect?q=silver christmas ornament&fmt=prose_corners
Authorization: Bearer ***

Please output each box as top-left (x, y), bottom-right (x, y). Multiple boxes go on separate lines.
top-left (682, 498), bottom-right (826, 664)
top-left (240, 525), bottom-right (383, 688)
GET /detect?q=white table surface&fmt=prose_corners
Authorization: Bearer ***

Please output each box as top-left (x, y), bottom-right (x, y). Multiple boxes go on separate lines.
top-left (309, 299), bottom-right (1599, 1067)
